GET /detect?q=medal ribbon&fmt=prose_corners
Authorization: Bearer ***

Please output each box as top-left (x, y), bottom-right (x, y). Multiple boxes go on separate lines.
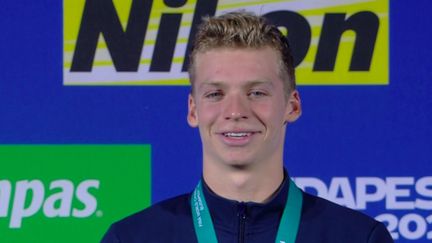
top-left (191, 179), bottom-right (303, 243)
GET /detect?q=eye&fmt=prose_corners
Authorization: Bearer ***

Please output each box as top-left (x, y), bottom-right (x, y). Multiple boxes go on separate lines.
top-left (204, 90), bottom-right (224, 100)
top-left (248, 90), bottom-right (267, 98)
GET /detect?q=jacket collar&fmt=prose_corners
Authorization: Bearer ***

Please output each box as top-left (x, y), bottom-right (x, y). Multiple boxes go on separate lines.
top-left (201, 170), bottom-right (289, 232)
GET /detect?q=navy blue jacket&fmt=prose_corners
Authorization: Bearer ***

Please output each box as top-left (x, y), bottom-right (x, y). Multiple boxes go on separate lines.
top-left (101, 179), bottom-right (393, 243)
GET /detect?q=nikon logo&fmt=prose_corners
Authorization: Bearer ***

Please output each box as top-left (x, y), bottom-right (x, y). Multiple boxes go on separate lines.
top-left (0, 179), bottom-right (99, 228)
top-left (63, 0), bottom-right (388, 85)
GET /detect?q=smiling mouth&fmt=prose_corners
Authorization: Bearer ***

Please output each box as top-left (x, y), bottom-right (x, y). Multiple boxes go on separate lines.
top-left (222, 131), bottom-right (262, 139)
top-left (223, 132), bottom-right (251, 138)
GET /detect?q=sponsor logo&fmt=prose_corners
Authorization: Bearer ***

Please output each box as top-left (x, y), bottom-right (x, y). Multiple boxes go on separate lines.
top-left (0, 179), bottom-right (99, 228)
top-left (294, 176), bottom-right (432, 241)
top-left (63, 0), bottom-right (388, 85)
top-left (0, 145), bottom-right (151, 243)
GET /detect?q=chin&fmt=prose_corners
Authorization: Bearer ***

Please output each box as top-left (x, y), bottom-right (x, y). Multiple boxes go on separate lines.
top-left (222, 157), bottom-right (256, 169)
top-left (229, 163), bottom-right (252, 171)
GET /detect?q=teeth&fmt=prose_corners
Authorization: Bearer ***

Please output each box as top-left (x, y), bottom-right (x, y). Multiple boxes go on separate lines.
top-left (224, 132), bottom-right (250, 137)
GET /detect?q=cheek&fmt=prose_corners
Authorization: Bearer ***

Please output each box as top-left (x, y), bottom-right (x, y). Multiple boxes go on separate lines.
top-left (253, 102), bottom-right (287, 125)
top-left (197, 103), bottom-right (221, 125)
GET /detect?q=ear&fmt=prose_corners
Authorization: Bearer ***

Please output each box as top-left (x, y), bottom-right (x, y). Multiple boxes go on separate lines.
top-left (187, 93), bottom-right (199, 127)
top-left (284, 90), bottom-right (302, 123)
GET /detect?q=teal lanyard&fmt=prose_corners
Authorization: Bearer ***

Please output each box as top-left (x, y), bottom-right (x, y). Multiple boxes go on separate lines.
top-left (191, 179), bottom-right (303, 243)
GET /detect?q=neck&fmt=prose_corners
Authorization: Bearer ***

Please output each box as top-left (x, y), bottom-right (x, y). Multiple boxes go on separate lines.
top-left (203, 161), bottom-right (284, 203)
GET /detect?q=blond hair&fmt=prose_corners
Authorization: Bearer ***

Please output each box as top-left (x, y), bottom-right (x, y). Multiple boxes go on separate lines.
top-left (188, 11), bottom-right (296, 94)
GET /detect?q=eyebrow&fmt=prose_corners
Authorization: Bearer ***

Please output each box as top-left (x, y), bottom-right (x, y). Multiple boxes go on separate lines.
top-left (245, 80), bottom-right (274, 88)
top-left (198, 80), bottom-right (273, 90)
top-left (199, 81), bottom-right (223, 88)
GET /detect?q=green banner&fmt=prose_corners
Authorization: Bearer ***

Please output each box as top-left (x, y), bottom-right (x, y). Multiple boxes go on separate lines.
top-left (0, 145), bottom-right (151, 243)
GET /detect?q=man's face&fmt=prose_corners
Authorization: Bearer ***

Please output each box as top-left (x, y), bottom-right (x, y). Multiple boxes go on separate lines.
top-left (187, 47), bottom-right (301, 168)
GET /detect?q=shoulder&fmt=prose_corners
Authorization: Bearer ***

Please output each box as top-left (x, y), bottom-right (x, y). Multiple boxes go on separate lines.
top-left (101, 193), bottom-right (196, 243)
top-left (114, 193), bottom-right (191, 227)
top-left (301, 192), bottom-right (376, 226)
top-left (298, 192), bottom-right (393, 243)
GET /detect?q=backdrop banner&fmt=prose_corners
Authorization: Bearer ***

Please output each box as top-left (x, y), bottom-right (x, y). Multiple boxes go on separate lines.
top-left (0, 145), bottom-right (151, 243)
top-left (0, 0), bottom-right (431, 242)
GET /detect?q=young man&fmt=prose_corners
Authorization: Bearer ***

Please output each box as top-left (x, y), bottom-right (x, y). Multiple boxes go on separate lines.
top-left (102, 12), bottom-right (393, 243)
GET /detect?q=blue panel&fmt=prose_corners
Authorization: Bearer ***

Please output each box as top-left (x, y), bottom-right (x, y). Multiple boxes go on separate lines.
top-left (0, 1), bottom-right (431, 242)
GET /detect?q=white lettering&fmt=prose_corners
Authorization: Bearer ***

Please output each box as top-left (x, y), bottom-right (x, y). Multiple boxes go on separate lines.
top-left (415, 177), bottom-right (432, 210)
top-left (0, 179), bottom-right (100, 228)
top-left (386, 177), bottom-right (415, 209)
top-left (293, 177), bottom-right (328, 198)
top-left (327, 177), bottom-right (356, 208)
top-left (72, 180), bottom-right (99, 217)
top-left (43, 180), bottom-right (74, 217)
top-left (356, 177), bottom-right (386, 209)
top-left (10, 180), bottom-right (44, 228)
top-left (0, 180), bottom-right (11, 217)
top-left (399, 214), bottom-right (427, 240)
top-left (375, 213), bottom-right (399, 240)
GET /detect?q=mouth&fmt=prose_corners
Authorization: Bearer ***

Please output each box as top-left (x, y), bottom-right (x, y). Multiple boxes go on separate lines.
top-left (219, 131), bottom-right (259, 147)
top-left (223, 132), bottom-right (252, 138)
top-left (218, 131), bottom-right (261, 145)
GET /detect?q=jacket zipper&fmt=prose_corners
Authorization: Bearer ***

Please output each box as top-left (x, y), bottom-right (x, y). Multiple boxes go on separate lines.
top-left (238, 203), bottom-right (247, 243)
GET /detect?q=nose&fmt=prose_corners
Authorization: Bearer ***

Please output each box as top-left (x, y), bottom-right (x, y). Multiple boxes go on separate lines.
top-left (223, 95), bottom-right (249, 121)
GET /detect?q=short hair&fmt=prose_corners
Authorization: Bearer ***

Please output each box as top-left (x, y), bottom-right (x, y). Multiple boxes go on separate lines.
top-left (188, 11), bottom-right (296, 94)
